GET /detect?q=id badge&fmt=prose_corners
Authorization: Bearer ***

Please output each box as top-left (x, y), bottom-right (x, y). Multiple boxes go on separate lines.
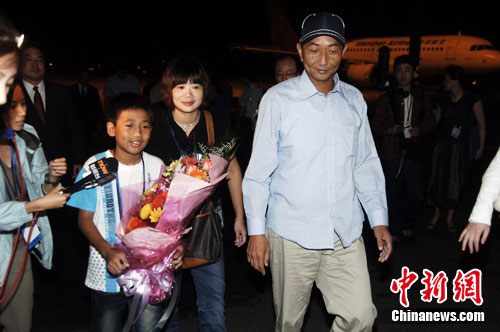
top-left (22, 223), bottom-right (42, 250)
top-left (451, 126), bottom-right (461, 139)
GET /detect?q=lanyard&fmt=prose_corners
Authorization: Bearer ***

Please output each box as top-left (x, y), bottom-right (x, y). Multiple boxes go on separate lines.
top-left (166, 114), bottom-right (185, 157)
top-left (115, 155), bottom-right (145, 219)
top-left (404, 95), bottom-right (413, 127)
top-left (1, 145), bottom-right (22, 201)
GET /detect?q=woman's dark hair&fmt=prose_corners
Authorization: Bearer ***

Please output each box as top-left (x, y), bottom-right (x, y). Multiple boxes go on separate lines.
top-left (445, 65), bottom-right (469, 89)
top-left (161, 57), bottom-right (211, 111)
top-left (105, 92), bottom-right (154, 124)
top-left (0, 78), bottom-right (22, 132)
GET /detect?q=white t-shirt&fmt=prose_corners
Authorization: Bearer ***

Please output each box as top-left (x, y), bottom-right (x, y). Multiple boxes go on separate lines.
top-left (67, 150), bottom-right (163, 292)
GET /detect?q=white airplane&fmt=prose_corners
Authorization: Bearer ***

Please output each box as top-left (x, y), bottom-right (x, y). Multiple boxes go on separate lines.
top-left (343, 33), bottom-right (500, 87)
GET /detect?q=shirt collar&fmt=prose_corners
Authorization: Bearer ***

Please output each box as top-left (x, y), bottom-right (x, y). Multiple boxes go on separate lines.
top-left (298, 70), bottom-right (341, 101)
top-left (23, 79), bottom-right (45, 93)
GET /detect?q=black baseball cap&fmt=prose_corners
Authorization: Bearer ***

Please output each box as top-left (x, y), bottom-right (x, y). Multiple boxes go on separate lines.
top-left (299, 12), bottom-right (345, 47)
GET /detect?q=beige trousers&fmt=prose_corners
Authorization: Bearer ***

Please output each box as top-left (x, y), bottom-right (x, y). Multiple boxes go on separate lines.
top-left (267, 229), bottom-right (377, 332)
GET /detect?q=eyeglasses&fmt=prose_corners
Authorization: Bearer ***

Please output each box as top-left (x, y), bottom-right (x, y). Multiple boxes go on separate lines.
top-left (276, 71), bottom-right (298, 80)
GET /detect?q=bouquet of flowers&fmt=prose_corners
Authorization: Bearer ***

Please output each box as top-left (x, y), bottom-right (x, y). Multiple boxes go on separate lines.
top-left (113, 137), bottom-right (238, 308)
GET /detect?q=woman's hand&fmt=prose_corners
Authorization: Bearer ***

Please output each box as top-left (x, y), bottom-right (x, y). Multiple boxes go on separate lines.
top-left (171, 245), bottom-right (184, 270)
top-left (234, 218), bottom-right (247, 247)
top-left (25, 185), bottom-right (69, 213)
top-left (459, 222), bottom-right (490, 253)
top-left (49, 157), bottom-right (67, 179)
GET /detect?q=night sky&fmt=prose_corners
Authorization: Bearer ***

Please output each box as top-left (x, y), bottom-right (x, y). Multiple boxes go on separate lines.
top-left (2, 1), bottom-right (499, 80)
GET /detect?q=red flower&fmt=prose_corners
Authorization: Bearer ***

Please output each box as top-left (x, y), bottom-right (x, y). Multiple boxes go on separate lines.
top-left (127, 217), bottom-right (147, 233)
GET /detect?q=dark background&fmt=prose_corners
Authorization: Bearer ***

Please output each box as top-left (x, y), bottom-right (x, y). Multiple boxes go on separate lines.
top-left (3, 0), bottom-right (500, 82)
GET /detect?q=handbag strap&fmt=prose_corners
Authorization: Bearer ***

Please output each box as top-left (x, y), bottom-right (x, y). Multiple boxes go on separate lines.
top-left (204, 110), bottom-right (215, 146)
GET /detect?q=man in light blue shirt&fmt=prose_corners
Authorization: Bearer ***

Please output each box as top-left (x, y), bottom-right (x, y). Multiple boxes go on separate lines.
top-left (243, 12), bottom-right (392, 332)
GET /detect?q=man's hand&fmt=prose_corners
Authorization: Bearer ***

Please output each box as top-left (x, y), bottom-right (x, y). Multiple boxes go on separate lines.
top-left (374, 226), bottom-right (392, 263)
top-left (410, 127), bottom-right (420, 137)
top-left (247, 235), bottom-right (270, 276)
top-left (459, 222), bottom-right (490, 253)
top-left (387, 124), bottom-right (403, 134)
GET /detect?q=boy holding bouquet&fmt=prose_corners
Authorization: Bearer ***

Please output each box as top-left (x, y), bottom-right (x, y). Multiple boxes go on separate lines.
top-left (67, 93), bottom-right (183, 332)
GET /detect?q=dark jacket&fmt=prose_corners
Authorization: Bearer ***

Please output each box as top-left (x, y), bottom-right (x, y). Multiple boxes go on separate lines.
top-left (22, 80), bottom-right (85, 166)
top-left (371, 87), bottom-right (435, 164)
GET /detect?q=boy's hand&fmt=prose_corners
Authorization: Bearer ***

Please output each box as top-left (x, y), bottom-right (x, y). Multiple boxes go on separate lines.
top-left (104, 248), bottom-right (129, 275)
top-left (170, 245), bottom-right (184, 270)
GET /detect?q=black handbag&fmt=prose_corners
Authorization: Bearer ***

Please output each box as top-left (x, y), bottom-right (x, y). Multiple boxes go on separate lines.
top-left (182, 199), bottom-right (223, 269)
top-left (180, 110), bottom-right (223, 269)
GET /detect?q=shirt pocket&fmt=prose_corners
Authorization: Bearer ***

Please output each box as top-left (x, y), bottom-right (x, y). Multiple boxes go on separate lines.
top-left (279, 110), bottom-right (326, 156)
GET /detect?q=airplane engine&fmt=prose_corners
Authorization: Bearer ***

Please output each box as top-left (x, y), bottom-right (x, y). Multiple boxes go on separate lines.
top-left (345, 63), bottom-right (377, 87)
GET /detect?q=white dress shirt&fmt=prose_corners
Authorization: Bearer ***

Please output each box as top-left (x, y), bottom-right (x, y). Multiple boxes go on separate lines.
top-left (22, 79), bottom-right (46, 110)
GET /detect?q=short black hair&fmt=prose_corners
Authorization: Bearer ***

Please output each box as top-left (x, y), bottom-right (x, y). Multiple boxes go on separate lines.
top-left (21, 41), bottom-right (48, 62)
top-left (393, 54), bottom-right (415, 71)
top-left (275, 54), bottom-right (301, 71)
top-left (105, 92), bottom-right (154, 124)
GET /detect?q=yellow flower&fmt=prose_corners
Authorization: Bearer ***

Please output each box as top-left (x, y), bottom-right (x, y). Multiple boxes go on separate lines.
top-left (149, 207), bottom-right (163, 223)
top-left (140, 204), bottom-right (153, 220)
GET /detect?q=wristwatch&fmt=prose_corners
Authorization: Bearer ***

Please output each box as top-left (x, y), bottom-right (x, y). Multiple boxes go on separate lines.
top-left (44, 173), bottom-right (59, 186)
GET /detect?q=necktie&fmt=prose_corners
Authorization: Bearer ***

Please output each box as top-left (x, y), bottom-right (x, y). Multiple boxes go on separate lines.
top-left (33, 86), bottom-right (46, 125)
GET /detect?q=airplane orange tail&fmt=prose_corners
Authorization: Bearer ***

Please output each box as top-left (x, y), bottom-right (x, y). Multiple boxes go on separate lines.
top-left (267, 0), bottom-right (298, 52)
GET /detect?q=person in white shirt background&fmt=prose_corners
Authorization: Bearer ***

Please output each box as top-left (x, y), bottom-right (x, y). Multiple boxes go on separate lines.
top-left (459, 148), bottom-right (500, 253)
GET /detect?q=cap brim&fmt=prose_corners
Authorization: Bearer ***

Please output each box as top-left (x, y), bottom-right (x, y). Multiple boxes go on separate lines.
top-left (299, 31), bottom-right (345, 46)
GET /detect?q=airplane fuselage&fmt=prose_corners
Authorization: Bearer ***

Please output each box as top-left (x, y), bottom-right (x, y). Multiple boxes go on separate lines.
top-left (343, 34), bottom-right (500, 85)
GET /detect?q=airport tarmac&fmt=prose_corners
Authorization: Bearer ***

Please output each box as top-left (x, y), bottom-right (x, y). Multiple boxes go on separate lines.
top-left (25, 146), bottom-right (500, 332)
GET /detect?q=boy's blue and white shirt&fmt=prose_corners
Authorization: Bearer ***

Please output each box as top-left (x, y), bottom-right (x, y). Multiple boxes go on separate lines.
top-left (67, 150), bottom-right (163, 293)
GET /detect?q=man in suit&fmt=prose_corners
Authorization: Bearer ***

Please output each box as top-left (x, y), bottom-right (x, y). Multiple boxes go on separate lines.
top-left (70, 69), bottom-right (108, 155)
top-left (20, 43), bottom-right (85, 180)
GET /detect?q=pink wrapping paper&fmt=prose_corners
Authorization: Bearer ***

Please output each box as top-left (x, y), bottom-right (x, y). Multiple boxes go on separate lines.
top-left (113, 153), bottom-right (229, 304)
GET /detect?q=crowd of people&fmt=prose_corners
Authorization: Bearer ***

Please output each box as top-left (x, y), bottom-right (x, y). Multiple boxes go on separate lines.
top-left (1, 10), bottom-right (499, 332)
